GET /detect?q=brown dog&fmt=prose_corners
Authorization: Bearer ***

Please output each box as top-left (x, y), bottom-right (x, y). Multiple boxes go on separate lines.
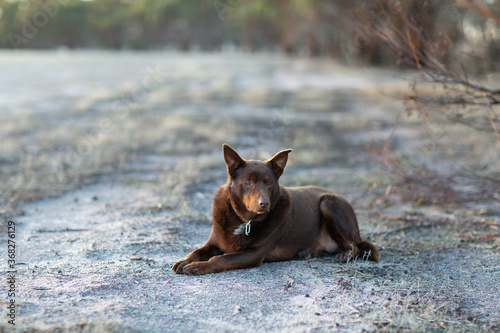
top-left (172, 144), bottom-right (379, 275)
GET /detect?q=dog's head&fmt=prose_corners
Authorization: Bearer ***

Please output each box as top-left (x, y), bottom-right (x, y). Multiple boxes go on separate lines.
top-left (223, 144), bottom-right (292, 220)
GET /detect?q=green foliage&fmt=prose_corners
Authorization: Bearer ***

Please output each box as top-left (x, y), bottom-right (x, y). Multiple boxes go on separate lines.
top-left (231, 1), bottom-right (280, 22)
top-left (0, 0), bottom-right (498, 66)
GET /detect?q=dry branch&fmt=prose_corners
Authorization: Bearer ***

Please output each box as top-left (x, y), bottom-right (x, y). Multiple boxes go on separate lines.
top-left (356, 1), bottom-right (500, 138)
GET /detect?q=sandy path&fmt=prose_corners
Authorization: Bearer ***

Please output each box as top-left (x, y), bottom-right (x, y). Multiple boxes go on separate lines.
top-left (1, 51), bottom-right (499, 332)
top-left (7, 169), bottom-right (500, 332)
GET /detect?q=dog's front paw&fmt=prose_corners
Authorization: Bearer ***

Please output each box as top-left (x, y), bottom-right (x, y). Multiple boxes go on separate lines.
top-left (172, 260), bottom-right (213, 275)
top-left (182, 261), bottom-right (213, 275)
top-left (171, 259), bottom-right (191, 274)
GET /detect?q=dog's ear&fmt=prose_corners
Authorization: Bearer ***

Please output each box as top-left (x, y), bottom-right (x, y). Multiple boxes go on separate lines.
top-left (223, 144), bottom-right (245, 177)
top-left (267, 149), bottom-right (292, 177)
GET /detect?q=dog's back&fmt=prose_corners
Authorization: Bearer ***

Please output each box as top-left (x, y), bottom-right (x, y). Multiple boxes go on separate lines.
top-left (265, 186), bottom-right (329, 259)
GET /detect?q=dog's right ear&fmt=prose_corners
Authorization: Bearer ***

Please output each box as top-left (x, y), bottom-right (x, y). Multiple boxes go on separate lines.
top-left (223, 144), bottom-right (245, 177)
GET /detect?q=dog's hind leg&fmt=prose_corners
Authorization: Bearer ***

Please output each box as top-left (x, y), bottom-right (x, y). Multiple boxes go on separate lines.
top-left (319, 194), bottom-right (379, 262)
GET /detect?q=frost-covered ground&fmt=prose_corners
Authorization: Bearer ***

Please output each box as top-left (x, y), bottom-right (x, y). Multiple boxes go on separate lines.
top-left (0, 51), bottom-right (499, 332)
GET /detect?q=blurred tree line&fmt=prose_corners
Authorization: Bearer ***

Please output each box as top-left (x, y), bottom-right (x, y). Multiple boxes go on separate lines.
top-left (0, 0), bottom-right (499, 66)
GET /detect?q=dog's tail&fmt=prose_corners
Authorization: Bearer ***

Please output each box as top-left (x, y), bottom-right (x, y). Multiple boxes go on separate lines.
top-left (357, 240), bottom-right (379, 262)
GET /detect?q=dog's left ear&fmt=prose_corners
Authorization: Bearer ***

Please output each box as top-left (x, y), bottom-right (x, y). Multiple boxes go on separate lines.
top-left (267, 149), bottom-right (292, 177)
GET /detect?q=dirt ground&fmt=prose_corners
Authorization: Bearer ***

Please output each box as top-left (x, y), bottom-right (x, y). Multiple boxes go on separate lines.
top-left (1, 51), bottom-right (499, 332)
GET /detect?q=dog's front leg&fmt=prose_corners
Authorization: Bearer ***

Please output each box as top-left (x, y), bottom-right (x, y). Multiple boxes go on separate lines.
top-left (172, 244), bottom-right (222, 274)
top-left (181, 248), bottom-right (266, 275)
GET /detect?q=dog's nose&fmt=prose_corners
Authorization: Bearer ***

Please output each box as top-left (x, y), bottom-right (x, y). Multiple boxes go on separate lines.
top-left (259, 199), bottom-right (269, 209)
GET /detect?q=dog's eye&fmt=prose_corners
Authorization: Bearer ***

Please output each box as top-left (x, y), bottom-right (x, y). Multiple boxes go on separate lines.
top-left (264, 179), bottom-right (273, 186)
top-left (245, 179), bottom-right (252, 186)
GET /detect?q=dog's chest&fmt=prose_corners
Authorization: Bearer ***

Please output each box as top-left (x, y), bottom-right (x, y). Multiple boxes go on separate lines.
top-left (219, 222), bottom-right (258, 252)
top-left (222, 233), bottom-right (251, 253)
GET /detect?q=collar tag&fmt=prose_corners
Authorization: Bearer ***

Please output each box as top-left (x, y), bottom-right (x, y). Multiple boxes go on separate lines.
top-left (245, 220), bottom-right (252, 236)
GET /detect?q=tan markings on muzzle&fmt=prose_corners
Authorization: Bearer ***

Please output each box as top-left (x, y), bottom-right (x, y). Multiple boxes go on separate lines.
top-left (243, 191), bottom-right (270, 213)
